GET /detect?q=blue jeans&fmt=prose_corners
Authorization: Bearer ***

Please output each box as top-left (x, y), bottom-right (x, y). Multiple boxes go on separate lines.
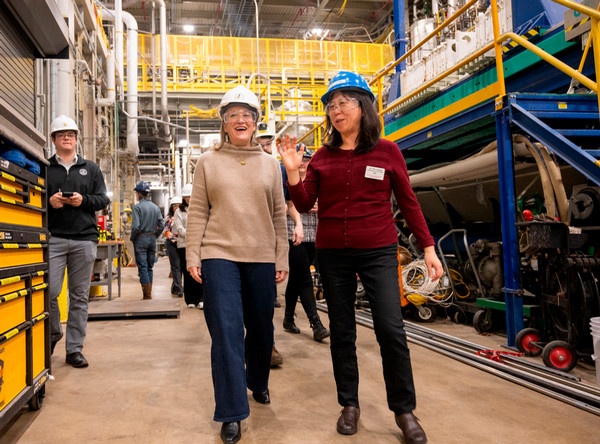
top-left (133, 235), bottom-right (156, 284)
top-left (202, 259), bottom-right (275, 422)
top-left (317, 243), bottom-right (416, 414)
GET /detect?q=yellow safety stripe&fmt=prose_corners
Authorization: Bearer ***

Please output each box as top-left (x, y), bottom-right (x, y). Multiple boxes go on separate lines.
top-left (27, 243), bottom-right (42, 248)
top-left (0, 183), bottom-right (17, 194)
top-left (0, 196), bottom-right (16, 204)
top-left (2, 327), bottom-right (20, 341)
top-left (1, 171), bottom-right (16, 182)
top-left (34, 185), bottom-right (42, 191)
top-left (37, 177), bottom-right (45, 186)
top-left (35, 271), bottom-right (45, 277)
top-left (1, 243), bottom-right (19, 249)
top-left (32, 283), bottom-right (48, 291)
top-left (0, 275), bottom-right (22, 285)
top-left (565, 16), bottom-right (590, 32)
top-left (502, 28), bottom-right (540, 53)
top-left (0, 290), bottom-right (28, 303)
top-left (34, 313), bottom-right (47, 322)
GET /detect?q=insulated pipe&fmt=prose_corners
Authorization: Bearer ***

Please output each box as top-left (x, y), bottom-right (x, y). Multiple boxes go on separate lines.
top-left (151, 2), bottom-right (158, 134)
top-left (97, 53), bottom-right (116, 106)
top-left (115, 0), bottom-right (123, 99)
top-left (122, 11), bottom-right (139, 155)
top-left (158, 0), bottom-right (171, 141)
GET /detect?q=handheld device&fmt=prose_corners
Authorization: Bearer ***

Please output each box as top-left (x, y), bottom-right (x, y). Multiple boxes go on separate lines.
top-left (60, 190), bottom-right (74, 198)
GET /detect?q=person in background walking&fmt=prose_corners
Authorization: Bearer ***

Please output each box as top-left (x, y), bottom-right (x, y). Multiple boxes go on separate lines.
top-left (257, 120), bottom-right (284, 367)
top-left (282, 148), bottom-right (329, 342)
top-left (279, 71), bottom-right (443, 444)
top-left (164, 196), bottom-right (183, 296)
top-left (186, 85), bottom-right (288, 444)
top-left (131, 181), bottom-right (164, 300)
top-left (173, 183), bottom-right (203, 308)
top-left (47, 115), bottom-right (110, 368)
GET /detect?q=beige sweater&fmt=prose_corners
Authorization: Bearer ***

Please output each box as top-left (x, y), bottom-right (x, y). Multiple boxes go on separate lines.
top-left (186, 142), bottom-right (289, 272)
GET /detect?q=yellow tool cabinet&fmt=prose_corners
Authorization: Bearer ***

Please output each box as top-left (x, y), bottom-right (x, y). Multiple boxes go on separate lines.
top-left (0, 150), bottom-right (49, 427)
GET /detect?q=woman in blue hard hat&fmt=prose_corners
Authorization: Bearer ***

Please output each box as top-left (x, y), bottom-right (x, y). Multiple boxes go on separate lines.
top-left (278, 71), bottom-right (442, 444)
top-left (185, 85), bottom-right (289, 444)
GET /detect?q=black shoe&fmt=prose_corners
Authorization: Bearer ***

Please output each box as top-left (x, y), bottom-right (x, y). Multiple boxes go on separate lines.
top-left (274, 299), bottom-right (281, 308)
top-left (283, 316), bottom-right (300, 334)
top-left (65, 352), bottom-right (89, 368)
top-left (50, 333), bottom-right (63, 355)
top-left (252, 389), bottom-right (270, 404)
top-left (220, 421), bottom-right (241, 444)
top-left (310, 317), bottom-right (330, 342)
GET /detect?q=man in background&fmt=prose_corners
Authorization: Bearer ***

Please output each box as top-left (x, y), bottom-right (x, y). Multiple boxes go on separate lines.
top-left (131, 181), bottom-right (164, 300)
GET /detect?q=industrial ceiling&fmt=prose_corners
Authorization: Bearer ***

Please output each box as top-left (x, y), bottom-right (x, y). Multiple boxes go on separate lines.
top-left (99, 0), bottom-right (394, 42)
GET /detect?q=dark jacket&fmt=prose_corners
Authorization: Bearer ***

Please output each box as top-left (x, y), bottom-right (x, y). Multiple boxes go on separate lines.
top-left (47, 154), bottom-right (110, 242)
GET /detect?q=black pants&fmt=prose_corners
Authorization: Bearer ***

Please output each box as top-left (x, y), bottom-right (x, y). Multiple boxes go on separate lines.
top-left (165, 239), bottom-right (183, 294)
top-left (317, 243), bottom-right (416, 414)
top-left (284, 241), bottom-right (318, 320)
top-left (177, 247), bottom-right (203, 306)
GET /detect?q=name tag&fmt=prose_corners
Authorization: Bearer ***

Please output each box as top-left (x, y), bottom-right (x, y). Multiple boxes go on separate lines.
top-left (365, 166), bottom-right (385, 180)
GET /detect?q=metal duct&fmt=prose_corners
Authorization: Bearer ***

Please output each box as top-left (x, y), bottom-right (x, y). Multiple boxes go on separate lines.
top-left (97, 53), bottom-right (115, 107)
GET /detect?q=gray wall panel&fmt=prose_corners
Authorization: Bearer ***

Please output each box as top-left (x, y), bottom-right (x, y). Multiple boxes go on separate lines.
top-left (0, 2), bottom-right (35, 124)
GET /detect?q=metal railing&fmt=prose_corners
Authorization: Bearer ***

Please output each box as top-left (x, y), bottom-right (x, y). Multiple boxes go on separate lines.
top-left (373, 0), bottom-right (600, 132)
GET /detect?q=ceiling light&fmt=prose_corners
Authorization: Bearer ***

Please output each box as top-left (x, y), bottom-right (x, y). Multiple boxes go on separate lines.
top-left (178, 139), bottom-right (188, 147)
top-left (312, 28), bottom-right (323, 36)
top-left (183, 25), bottom-right (194, 33)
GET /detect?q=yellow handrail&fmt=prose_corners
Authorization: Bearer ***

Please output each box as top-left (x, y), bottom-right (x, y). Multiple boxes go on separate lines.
top-left (497, 32), bottom-right (598, 92)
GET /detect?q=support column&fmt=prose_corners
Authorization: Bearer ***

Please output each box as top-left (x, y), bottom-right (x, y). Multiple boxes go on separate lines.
top-left (495, 100), bottom-right (523, 347)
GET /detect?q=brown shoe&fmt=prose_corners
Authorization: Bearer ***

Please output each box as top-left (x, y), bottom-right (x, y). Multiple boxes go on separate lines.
top-left (395, 412), bottom-right (427, 444)
top-left (270, 346), bottom-right (283, 367)
top-left (336, 406), bottom-right (360, 435)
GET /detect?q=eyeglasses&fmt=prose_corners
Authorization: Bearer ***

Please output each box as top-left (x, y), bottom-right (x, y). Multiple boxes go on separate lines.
top-left (325, 97), bottom-right (360, 115)
top-left (258, 140), bottom-right (273, 148)
top-left (54, 131), bottom-right (77, 139)
top-left (223, 111), bottom-right (257, 123)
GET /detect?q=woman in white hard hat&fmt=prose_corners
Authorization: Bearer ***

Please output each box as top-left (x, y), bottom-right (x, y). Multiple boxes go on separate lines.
top-left (164, 196), bottom-right (183, 296)
top-left (172, 184), bottom-right (203, 308)
top-left (279, 71), bottom-right (443, 444)
top-left (185, 85), bottom-right (289, 444)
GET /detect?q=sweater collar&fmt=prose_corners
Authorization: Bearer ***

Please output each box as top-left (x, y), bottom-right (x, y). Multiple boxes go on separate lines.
top-left (221, 142), bottom-right (263, 154)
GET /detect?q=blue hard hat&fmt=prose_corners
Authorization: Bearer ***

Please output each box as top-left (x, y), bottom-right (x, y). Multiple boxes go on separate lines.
top-left (321, 71), bottom-right (375, 105)
top-left (134, 181), bottom-right (150, 193)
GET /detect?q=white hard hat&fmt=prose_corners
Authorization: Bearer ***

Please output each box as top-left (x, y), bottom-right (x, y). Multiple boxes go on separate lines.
top-left (50, 115), bottom-right (79, 135)
top-left (170, 196), bottom-right (182, 206)
top-left (181, 184), bottom-right (193, 197)
top-left (256, 121), bottom-right (275, 139)
top-left (217, 85), bottom-right (261, 121)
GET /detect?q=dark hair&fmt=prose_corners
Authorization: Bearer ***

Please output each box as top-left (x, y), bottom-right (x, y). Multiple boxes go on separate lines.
top-left (179, 199), bottom-right (189, 213)
top-left (167, 203), bottom-right (177, 218)
top-left (323, 90), bottom-right (381, 154)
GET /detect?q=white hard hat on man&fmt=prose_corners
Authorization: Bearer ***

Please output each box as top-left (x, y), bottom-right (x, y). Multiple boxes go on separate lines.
top-left (50, 115), bottom-right (79, 135)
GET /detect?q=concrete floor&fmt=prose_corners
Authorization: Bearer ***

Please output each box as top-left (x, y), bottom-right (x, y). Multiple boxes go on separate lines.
top-left (2, 257), bottom-right (599, 443)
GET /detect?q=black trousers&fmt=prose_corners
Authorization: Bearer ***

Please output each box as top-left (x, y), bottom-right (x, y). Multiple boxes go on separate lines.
top-left (177, 247), bottom-right (203, 305)
top-left (317, 243), bottom-right (416, 414)
top-left (284, 240), bottom-right (318, 320)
